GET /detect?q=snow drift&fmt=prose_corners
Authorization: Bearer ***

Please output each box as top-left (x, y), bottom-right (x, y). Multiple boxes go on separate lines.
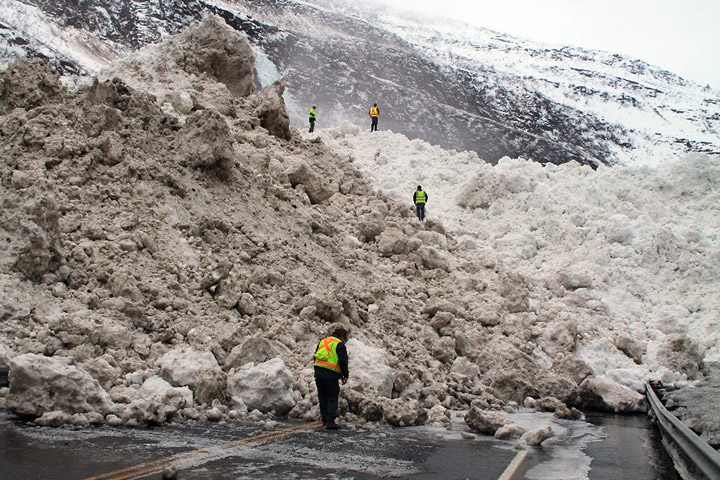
top-left (0, 15), bottom-right (713, 434)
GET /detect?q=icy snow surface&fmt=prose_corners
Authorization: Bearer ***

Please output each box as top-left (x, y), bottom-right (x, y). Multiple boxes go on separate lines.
top-left (316, 125), bottom-right (720, 382)
top-left (418, 409), bottom-right (603, 480)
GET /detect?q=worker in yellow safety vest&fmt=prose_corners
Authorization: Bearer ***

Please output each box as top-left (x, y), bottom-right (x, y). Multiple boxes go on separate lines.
top-left (309, 106), bottom-right (317, 133)
top-left (369, 103), bottom-right (379, 132)
top-left (413, 185), bottom-right (428, 221)
top-left (313, 326), bottom-right (350, 429)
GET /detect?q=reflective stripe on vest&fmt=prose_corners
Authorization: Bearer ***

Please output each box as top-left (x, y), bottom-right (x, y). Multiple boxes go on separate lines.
top-left (370, 106), bottom-right (379, 117)
top-left (415, 191), bottom-right (427, 204)
top-left (314, 336), bottom-right (342, 373)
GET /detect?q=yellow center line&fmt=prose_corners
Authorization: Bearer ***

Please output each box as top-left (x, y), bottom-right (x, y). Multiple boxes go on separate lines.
top-left (498, 449), bottom-right (528, 480)
top-left (84, 421), bottom-right (322, 480)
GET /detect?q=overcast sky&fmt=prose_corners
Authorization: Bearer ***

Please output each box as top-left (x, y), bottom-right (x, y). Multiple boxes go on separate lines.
top-left (370, 0), bottom-right (720, 89)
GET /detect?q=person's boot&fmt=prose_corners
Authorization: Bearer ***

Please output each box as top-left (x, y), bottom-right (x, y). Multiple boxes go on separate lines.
top-left (324, 422), bottom-right (340, 430)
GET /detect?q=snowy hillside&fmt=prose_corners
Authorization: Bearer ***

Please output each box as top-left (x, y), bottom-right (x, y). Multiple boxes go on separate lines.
top-left (1, 0), bottom-right (718, 167)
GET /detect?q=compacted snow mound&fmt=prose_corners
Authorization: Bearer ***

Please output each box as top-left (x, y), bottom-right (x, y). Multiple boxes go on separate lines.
top-left (228, 358), bottom-right (296, 415)
top-left (0, 15), bottom-right (713, 429)
top-left (7, 354), bottom-right (115, 420)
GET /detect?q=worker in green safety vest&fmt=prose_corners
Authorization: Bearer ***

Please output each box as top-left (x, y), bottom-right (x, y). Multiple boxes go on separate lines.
top-left (309, 106), bottom-right (317, 133)
top-left (313, 326), bottom-right (350, 429)
top-left (413, 185), bottom-right (428, 221)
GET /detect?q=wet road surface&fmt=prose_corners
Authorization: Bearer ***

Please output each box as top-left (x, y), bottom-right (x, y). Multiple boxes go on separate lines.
top-left (0, 410), bottom-right (681, 479)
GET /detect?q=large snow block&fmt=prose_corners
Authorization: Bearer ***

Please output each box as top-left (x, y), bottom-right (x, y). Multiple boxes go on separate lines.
top-left (465, 407), bottom-right (510, 435)
top-left (346, 339), bottom-right (395, 398)
top-left (254, 81), bottom-right (291, 140)
top-left (383, 398), bottom-right (428, 426)
top-left (171, 14), bottom-right (255, 97)
top-left (228, 358), bottom-right (296, 414)
top-left (579, 375), bottom-right (646, 412)
top-left (157, 347), bottom-right (227, 405)
top-left (121, 376), bottom-right (193, 425)
top-left (179, 109), bottom-right (234, 178)
top-left (7, 354), bottom-right (114, 418)
top-left (285, 157), bottom-right (334, 204)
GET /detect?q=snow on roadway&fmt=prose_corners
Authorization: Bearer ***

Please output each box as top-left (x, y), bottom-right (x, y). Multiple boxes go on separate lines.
top-left (1, 409), bottom-right (604, 480)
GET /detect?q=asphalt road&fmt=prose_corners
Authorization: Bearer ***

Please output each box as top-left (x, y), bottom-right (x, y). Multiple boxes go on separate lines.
top-left (0, 410), bottom-right (680, 480)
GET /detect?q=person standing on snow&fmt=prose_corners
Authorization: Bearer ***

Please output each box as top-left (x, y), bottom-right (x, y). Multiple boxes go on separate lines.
top-left (413, 185), bottom-right (428, 221)
top-left (313, 327), bottom-right (350, 429)
top-left (369, 103), bottom-right (379, 132)
top-left (309, 105), bottom-right (317, 133)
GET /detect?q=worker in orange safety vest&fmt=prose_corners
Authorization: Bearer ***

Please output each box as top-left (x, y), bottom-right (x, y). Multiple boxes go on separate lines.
top-left (313, 326), bottom-right (350, 429)
top-left (369, 103), bottom-right (379, 132)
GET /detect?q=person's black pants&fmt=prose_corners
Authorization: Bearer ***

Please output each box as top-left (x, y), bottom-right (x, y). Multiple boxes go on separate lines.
top-left (315, 376), bottom-right (340, 424)
top-left (309, 119), bottom-right (315, 132)
top-left (416, 203), bottom-right (425, 221)
top-left (371, 117), bottom-right (378, 132)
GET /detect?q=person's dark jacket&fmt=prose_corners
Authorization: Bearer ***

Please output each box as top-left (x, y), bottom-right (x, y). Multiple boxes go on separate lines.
top-left (313, 341), bottom-right (349, 380)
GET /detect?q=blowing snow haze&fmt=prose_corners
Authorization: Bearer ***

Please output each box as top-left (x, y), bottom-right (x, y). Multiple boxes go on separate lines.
top-left (0, 0), bottom-right (719, 451)
top-left (0, 0), bottom-right (719, 167)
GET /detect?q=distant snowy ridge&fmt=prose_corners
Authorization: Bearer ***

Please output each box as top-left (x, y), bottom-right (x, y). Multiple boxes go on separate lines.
top-left (311, 0), bottom-right (720, 167)
top-left (1, 0), bottom-right (718, 167)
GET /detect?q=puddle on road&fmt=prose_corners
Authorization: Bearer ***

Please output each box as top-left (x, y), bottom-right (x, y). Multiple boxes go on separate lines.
top-left (415, 410), bottom-right (604, 480)
top-left (508, 412), bottom-right (604, 480)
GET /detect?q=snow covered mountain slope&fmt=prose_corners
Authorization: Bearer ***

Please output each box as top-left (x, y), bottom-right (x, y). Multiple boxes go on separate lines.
top-left (1, 0), bottom-right (718, 167)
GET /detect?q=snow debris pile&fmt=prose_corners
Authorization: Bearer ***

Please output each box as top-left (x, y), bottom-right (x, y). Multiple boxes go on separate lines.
top-left (319, 126), bottom-right (719, 422)
top-left (0, 15), bottom-right (713, 432)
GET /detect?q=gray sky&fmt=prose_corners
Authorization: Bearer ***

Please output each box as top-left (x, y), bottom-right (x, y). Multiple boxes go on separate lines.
top-left (371, 0), bottom-right (720, 89)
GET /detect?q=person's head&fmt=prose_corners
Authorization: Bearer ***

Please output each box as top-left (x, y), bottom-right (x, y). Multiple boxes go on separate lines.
top-left (312, 106), bottom-right (316, 109)
top-left (331, 326), bottom-right (349, 342)
top-left (417, 185), bottom-right (422, 191)
top-left (374, 103), bottom-right (377, 107)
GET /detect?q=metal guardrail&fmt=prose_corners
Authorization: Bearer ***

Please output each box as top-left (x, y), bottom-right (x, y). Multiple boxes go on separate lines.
top-left (646, 383), bottom-right (720, 480)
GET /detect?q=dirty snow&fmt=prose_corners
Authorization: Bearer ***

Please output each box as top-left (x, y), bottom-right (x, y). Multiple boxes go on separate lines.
top-left (0, 14), bottom-right (715, 449)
